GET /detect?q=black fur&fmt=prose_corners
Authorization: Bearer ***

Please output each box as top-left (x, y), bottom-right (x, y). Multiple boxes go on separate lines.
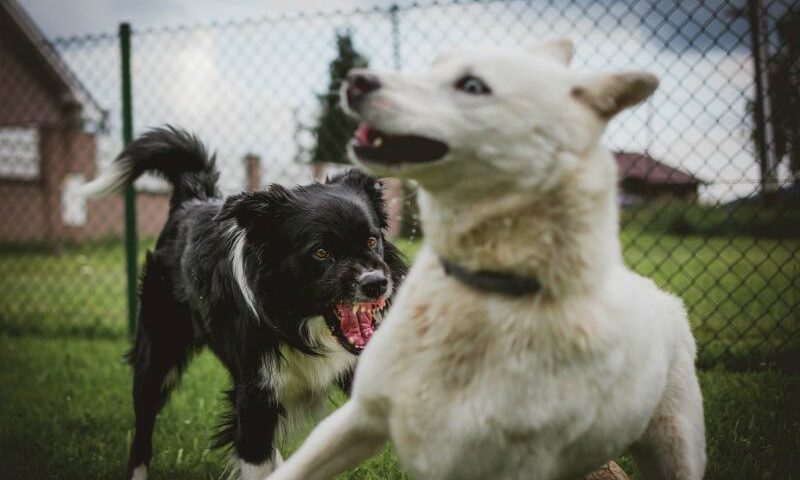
top-left (115, 127), bottom-right (407, 477)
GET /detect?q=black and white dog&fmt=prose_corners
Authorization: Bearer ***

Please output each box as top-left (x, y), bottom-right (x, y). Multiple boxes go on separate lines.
top-left (80, 127), bottom-right (407, 480)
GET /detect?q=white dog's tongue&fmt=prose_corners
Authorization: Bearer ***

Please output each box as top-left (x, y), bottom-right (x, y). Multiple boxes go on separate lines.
top-left (355, 123), bottom-right (370, 145)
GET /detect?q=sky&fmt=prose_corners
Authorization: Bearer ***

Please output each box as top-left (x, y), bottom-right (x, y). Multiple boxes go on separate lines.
top-left (16, 0), bottom-right (793, 202)
top-left (22, 0), bottom-right (405, 38)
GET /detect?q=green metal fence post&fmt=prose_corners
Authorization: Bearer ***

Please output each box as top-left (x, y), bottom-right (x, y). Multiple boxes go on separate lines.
top-left (119, 23), bottom-right (138, 336)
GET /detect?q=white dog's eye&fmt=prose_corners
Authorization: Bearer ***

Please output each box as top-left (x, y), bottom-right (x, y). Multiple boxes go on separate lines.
top-left (455, 75), bottom-right (491, 95)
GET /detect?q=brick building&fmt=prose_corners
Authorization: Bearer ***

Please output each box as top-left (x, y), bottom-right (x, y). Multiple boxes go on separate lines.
top-left (0, 0), bottom-right (173, 245)
top-left (614, 151), bottom-right (705, 205)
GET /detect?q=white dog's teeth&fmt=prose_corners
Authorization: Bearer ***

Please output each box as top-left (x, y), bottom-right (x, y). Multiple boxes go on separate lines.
top-left (372, 136), bottom-right (383, 147)
top-left (348, 336), bottom-right (356, 344)
top-left (352, 305), bottom-right (359, 313)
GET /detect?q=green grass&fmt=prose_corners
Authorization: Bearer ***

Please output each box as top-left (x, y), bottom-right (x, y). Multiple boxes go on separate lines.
top-left (0, 335), bottom-right (797, 479)
top-left (2, 233), bottom-right (797, 366)
top-left (0, 239), bottom-right (156, 339)
top-left (621, 201), bottom-right (800, 239)
top-left (620, 231), bottom-right (800, 367)
top-left (0, 234), bottom-right (799, 478)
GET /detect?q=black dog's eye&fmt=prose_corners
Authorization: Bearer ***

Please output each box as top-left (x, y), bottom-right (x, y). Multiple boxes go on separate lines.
top-left (312, 248), bottom-right (330, 260)
top-left (455, 75), bottom-right (491, 95)
top-left (367, 237), bottom-right (378, 250)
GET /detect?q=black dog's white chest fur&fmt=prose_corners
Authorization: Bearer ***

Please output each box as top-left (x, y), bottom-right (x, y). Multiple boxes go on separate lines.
top-left (261, 317), bottom-right (357, 431)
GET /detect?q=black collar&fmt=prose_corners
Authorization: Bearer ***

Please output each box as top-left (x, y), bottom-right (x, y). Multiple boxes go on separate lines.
top-left (439, 257), bottom-right (542, 297)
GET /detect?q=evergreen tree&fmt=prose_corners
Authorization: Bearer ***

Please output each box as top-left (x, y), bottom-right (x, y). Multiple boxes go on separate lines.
top-left (747, 8), bottom-right (800, 186)
top-left (767, 9), bottom-right (800, 185)
top-left (311, 32), bottom-right (368, 164)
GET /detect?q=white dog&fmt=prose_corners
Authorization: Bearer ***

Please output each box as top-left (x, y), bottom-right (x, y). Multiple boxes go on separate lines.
top-left (268, 39), bottom-right (706, 480)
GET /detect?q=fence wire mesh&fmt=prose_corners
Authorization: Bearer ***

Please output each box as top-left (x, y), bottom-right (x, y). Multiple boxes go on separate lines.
top-left (0, 0), bottom-right (797, 367)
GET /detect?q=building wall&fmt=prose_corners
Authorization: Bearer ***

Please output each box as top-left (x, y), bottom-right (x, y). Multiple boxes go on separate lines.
top-left (0, 179), bottom-right (48, 242)
top-left (0, 14), bottom-right (172, 245)
top-left (0, 127), bottom-right (171, 244)
top-left (51, 128), bottom-right (170, 242)
top-left (0, 181), bottom-right (172, 243)
top-left (71, 193), bottom-right (170, 242)
top-left (620, 178), bottom-right (699, 202)
top-left (0, 32), bottom-right (63, 127)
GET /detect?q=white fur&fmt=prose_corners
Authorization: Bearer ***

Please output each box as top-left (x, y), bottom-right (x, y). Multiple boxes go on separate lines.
top-left (230, 451), bottom-right (284, 480)
top-left (240, 460), bottom-right (272, 480)
top-left (261, 316), bottom-right (357, 437)
top-left (270, 40), bottom-right (705, 480)
top-left (130, 464), bottom-right (147, 480)
top-left (76, 157), bottom-right (133, 198)
top-left (230, 227), bottom-right (258, 318)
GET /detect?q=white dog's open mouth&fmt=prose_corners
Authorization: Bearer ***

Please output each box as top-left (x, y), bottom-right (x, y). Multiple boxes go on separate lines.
top-left (351, 123), bottom-right (449, 165)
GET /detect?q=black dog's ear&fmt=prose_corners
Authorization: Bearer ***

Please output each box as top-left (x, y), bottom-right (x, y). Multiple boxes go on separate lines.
top-left (328, 169), bottom-right (389, 229)
top-left (215, 184), bottom-right (291, 229)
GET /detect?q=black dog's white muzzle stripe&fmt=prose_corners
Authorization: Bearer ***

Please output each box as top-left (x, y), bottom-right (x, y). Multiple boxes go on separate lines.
top-left (439, 257), bottom-right (542, 297)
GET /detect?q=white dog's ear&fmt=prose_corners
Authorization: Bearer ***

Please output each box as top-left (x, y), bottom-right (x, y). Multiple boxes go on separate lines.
top-left (530, 38), bottom-right (575, 65)
top-left (571, 71), bottom-right (658, 118)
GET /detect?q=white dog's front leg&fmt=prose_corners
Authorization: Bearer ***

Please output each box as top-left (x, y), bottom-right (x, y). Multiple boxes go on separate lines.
top-left (267, 400), bottom-right (387, 480)
top-left (631, 344), bottom-right (706, 480)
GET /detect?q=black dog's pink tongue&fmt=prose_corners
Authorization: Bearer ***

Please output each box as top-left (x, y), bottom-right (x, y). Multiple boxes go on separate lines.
top-left (337, 304), bottom-right (373, 348)
top-left (355, 123), bottom-right (370, 145)
top-left (357, 310), bottom-right (375, 339)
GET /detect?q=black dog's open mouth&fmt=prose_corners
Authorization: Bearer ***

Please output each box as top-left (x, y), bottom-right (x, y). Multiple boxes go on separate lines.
top-left (325, 299), bottom-right (387, 354)
top-left (351, 123), bottom-right (449, 165)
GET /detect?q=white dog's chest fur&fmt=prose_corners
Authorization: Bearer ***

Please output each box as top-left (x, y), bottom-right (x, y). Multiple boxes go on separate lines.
top-left (356, 249), bottom-right (684, 479)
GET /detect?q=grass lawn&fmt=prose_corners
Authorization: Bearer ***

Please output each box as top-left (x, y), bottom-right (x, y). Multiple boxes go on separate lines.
top-left (0, 235), bottom-right (798, 478)
top-left (618, 232), bottom-right (799, 367)
top-left (0, 335), bottom-right (797, 480)
top-left (2, 233), bottom-right (797, 366)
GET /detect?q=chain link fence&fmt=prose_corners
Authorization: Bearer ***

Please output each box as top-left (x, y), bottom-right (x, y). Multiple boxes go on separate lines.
top-left (1, 0), bottom-right (797, 368)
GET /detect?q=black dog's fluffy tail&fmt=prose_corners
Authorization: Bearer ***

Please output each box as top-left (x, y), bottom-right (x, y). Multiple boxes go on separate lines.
top-left (78, 126), bottom-right (219, 206)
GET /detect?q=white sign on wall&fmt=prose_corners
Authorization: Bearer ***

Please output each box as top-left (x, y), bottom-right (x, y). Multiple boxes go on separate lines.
top-left (62, 173), bottom-right (88, 226)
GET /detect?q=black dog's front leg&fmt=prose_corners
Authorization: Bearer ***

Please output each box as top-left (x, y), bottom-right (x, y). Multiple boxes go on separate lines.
top-left (233, 382), bottom-right (283, 480)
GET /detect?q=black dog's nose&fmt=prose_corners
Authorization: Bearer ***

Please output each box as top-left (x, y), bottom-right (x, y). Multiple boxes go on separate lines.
top-left (346, 71), bottom-right (381, 105)
top-left (359, 270), bottom-right (388, 299)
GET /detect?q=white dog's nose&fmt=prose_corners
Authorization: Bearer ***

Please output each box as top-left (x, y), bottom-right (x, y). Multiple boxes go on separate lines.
top-left (346, 71), bottom-right (381, 105)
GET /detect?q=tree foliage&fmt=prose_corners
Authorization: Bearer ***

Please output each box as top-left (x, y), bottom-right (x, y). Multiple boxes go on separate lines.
top-left (311, 32), bottom-right (368, 164)
top-left (753, 8), bottom-right (800, 184)
top-left (768, 9), bottom-right (800, 182)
